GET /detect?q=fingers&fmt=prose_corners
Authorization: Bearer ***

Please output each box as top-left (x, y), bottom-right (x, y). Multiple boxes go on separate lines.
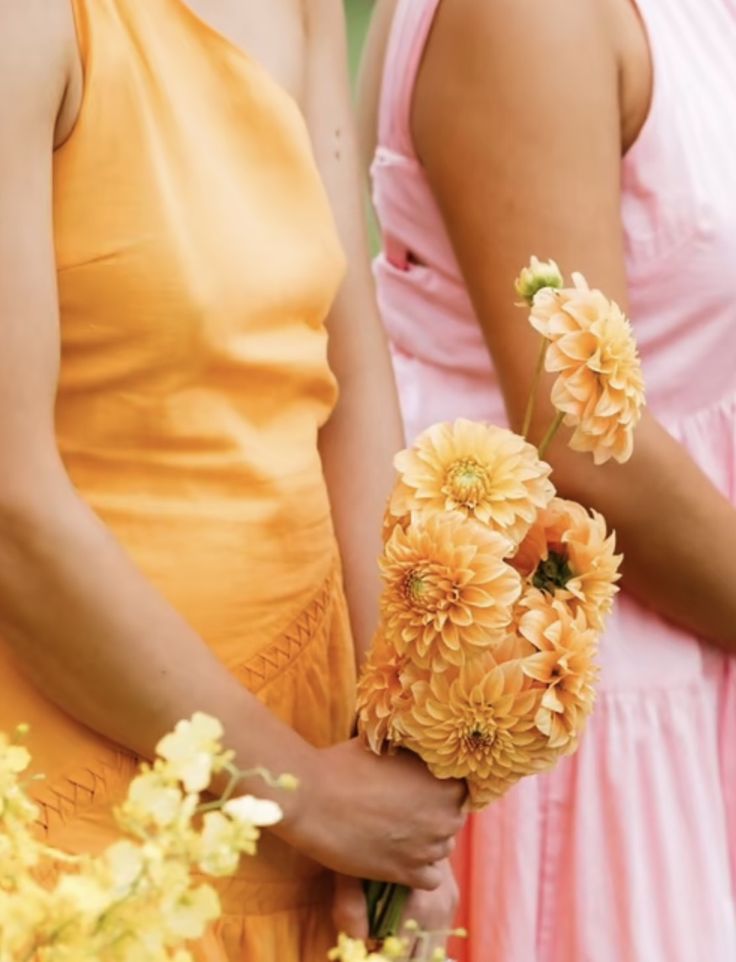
top-left (377, 856), bottom-right (443, 891)
top-left (403, 860), bottom-right (459, 933)
top-left (407, 862), bottom-right (444, 891)
top-left (424, 768), bottom-right (466, 806)
top-left (430, 804), bottom-right (466, 846)
top-left (433, 835), bottom-right (456, 861)
top-left (450, 777), bottom-right (469, 808)
top-left (397, 751), bottom-right (465, 805)
top-left (389, 810), bottom-right (462, 886)
top-left (432, 776), bottom-right (469, 829)
top-left (332, 874), bottom-right (369, 939)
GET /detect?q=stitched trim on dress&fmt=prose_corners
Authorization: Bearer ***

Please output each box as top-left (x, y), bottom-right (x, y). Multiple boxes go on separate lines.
top-left (33, 751), bottom-right (139, 837)
top-left (234, 564), bottom-right (338, 693)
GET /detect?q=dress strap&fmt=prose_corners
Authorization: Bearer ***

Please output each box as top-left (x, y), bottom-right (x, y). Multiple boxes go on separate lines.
top-left (67, 0), bottom-right (92, 61)
top-left (378, 0), bottom-right (442, 158)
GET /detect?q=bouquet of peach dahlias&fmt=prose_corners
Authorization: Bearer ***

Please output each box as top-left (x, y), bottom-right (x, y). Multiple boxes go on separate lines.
top-left (357, 259), bottom-right (645, 940)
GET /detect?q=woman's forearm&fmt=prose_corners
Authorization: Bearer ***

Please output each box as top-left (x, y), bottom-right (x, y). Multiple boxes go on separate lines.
top-left (305, 0), bottom-right (405, 664)
top-left (319, 336), bottom-right (405, 664)
top-left (544, 409), bottom-right (736, 649)
top-left (399, 0), bottom-right (736, 652)
top-left (0, 468), bottom-right (318, 816)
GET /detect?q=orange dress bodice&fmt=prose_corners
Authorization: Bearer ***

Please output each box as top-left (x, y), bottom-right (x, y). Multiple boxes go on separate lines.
top-left (0, 1), bottom-right (355, 957)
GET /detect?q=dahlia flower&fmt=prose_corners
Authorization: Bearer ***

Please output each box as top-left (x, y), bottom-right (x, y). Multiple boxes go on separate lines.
top-left (379, 512), bottom-right (522, 671)
top-left (513, 497), bottom-right (621, 631)
top-left (391, 419), bottom-right (555, 545)
top-left (395, 644), bottom-right (555, 809)
top-left (356, 628), bottom-right (421, 754)
top-left (530, 275), bottom-right (645, 464)
top-left (518, 600), bottom-right (599, 751)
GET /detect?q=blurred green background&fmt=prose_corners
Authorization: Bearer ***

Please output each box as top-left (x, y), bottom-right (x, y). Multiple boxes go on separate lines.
top-left (346, 0), bottom-right (372, 84)
top-left (345, 0), bottom-right (380, 247)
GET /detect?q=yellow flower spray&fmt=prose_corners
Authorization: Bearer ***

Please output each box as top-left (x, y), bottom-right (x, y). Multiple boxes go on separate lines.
top-left (328, 923), bottom-right (467, 962)
top-left (0, 714), bottom-right (291, 962)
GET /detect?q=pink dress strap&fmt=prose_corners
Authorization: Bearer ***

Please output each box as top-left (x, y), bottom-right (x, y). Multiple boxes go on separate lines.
top-left (378, 0), bottom-right (442, 158)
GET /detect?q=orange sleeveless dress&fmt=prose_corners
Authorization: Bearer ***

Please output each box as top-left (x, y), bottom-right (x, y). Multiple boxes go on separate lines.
top-left (0, 0), bottom-right (355, 958)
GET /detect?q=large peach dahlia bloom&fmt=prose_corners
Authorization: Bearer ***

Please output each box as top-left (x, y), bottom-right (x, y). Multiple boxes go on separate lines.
top-left (518, 601), bottom-right (599, 752)
top-left (356, 629), bottom-right (419, 754)
top-left (379, 513), bottom-right (522, 671)
top-left (396, 644), bottom-right (555, 809)
top-left (513, 497), bottom-right (621, 631)
top-left (530, 275), bottom-right (645, 465)
top-left (390, 420), bottom-right (555, 545)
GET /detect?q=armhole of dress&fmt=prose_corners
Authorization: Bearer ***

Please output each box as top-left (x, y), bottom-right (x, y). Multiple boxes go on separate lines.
top-left (377, 0), bottom-right (442, 160)
top-left (68, 0), bottom-right (90, 63)
top-left (55, 0), bottom-right (90, 152)
top-left (622, 0), bottom-right (660, 163)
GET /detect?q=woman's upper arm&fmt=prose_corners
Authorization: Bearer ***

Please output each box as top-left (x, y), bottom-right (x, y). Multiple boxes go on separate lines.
top-left (413, 0), bottom-right (627, 430)
top-left (303, 0), bottom-right (390, 375)
top-left (0, 3), bottom-right (75, 496)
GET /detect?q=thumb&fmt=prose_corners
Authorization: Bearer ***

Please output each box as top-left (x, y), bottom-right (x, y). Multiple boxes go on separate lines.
top-left (332, 874), bottom-right (369, 939)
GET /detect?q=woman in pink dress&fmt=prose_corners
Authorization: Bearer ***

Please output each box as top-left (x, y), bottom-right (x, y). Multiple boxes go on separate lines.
top-left (359, 0), bottom-right (736, 959)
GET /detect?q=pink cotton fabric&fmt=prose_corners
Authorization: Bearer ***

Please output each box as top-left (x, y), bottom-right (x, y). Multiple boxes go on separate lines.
top-left (371, 1), bottom-right (736, 959)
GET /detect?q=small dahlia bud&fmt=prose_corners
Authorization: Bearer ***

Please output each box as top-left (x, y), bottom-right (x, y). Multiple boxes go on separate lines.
top-left (515, 256), bottom-right (564, 305)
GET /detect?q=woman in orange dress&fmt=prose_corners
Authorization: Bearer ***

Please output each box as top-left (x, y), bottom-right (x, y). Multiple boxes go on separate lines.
top-left (0, 1), bottom-right (463, 959)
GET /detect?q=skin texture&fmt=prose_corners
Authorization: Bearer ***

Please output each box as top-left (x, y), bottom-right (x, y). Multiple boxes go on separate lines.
top-left (0, 0), bottom-right (463, 939)
top-left (359, 0), bottom-right (736, 654)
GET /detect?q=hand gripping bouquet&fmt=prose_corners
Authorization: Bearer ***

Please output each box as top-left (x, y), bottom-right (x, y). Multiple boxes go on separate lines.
top-left (356, 259), bottom-right (646, 942)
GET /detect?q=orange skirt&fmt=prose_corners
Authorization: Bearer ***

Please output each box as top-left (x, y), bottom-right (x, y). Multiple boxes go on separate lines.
top-left (1, 563), bottom-right (355, 962)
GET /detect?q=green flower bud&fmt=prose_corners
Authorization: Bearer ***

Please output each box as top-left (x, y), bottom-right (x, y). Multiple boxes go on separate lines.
top-left (515, 256), bottom-right (564, 305)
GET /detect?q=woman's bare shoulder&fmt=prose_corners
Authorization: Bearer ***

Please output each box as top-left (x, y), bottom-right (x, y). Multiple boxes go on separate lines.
top-left (413, 0), bottom-right (629, 162)
top-left (413, 0), bottom-right (649, 156)
top-left (420, 0), bottom-right (615, 91)
top-left (0, 0), bottom-right (80, 146)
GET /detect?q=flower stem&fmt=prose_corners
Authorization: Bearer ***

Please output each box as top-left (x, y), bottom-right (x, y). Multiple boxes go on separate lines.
top-left (196, 764), bottom-right (283, 815)
top-left (197, 769), bottom-right (243, 813)
top-left (364, 880), bottom-right (412, 941)
top-left (537, 411), bottom-right (565, 459)
top-left (522, 337), bottom-right (550, 440)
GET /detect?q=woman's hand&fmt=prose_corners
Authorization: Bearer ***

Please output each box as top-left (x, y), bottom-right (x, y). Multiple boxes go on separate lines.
top-left (277, 738), bottom-right (466, 890)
